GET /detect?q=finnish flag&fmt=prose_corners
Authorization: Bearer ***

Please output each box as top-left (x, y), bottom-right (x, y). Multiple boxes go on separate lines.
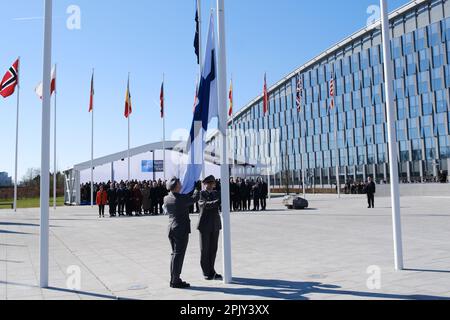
top-left (181, 13), bottom-right (218, 194)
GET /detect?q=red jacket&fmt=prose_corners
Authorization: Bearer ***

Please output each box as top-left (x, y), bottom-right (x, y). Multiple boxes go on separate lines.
top-left (96, 190), bottom-right (108, 206)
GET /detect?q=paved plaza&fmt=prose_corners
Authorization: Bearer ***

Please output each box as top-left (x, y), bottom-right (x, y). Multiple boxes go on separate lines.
top-left (0, 194), bottom-right (450, 300)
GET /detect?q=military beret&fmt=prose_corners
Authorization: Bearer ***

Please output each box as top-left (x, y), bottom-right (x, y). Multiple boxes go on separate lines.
top-left (202, 175), bottom-right (216, 184)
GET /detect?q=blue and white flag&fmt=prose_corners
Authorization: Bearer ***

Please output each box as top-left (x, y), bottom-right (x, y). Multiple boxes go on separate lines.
top-left (181, 13), bottom-right (218, 194)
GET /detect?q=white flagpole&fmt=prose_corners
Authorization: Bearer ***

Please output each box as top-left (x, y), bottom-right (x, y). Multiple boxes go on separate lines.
top-left (128, 73), bottom-right (131, 182)
top-left (217, 0), bottom-right (232, 284)
top-left (380, 0), bottom-right (404, 271)
top-left (90, 69), bottom-right (94, 207)
top-left (40, 0), bottom-right (53, 289)
top-left (13, 57), bottom-right (20, 213)
top-left (53, 63), bottom-right (57, 210)
top-left (162, 73), bottom-right (166, 181)
top-left (198, 0), bottom-right (206, 180)
top-left (335, 111), bottom-right (341, 199)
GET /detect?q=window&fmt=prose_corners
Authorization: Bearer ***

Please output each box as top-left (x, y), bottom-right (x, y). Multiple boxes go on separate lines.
top-left (418, 49), bottom-right (430, 72)
top-left (415, 27), bottom-right (428, 51)
top-left (400, 141), bottom-right (410, 162)
top-left (424, 137), bottom-right (436, 160)
top-left (421, 115), bottom-right (433, 138)
top-left (346, 111), bottom-right (355, 129)
top-left (408, 118), bottom-right (420, 140)
top-left (412, 139), bottom-right (422, 161)
top-left (432, 44), bottom-right (444, 68)
top-left (428, 22), bottom-right (441, 47)
top-left (352, 53), bottom-right (360, 73)
top-left (371, 46), bottom-right (381, 67)
top-left (435, 112), bottom-right (447, 136)
top-left (396, 120), bottom-right (407, 141)
top-left (439, 136), bottom-right (450, 159)
top-left (352, 90), bottom-right (361, 109)
top-left (409, 95), bottom-right (420, 118)
top-left (406, 74), bottom-right (416, 96)
top-left (361, 50), bottom-right (370, 70)
top-left (394, 58), bottom-right (404, 79)
top-left (363, 69), bottom-right (372, 88)
top-left (392, 37), bottom-right (403, 59)
top-left (418, 71), bottom-right (430, 94)
top-left (365, 126), bottom-right (374, 145)
top-left (375, 124), bottom-right (384, 144)
top-left (375, 104), bottom-right (384, 124)
top-left (436, 89), bottom-right (447, 113)
top-left (422, 93), bottom-right (433, 116)
top-left (431, 67), bottom-right (443, 91)
top-left (357, 147), bottom-right (366, 165)
top-left (355, 128), bottom-right (364, 146)
top-left (373, 65), bottom-right (383, 85)
top-left (403, 32), bottom-right (414, 55)
top-left (397, 98), bottom-right (407, 120)
top-left (406, 53), bottom-right (417, 75)
top-left (394, 79), bottom-right (404, 99)
top-left (377, 144), bottom-right (387, 163)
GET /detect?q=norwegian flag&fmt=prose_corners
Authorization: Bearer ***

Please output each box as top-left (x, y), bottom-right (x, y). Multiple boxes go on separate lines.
top-left (296, 73), bottom-right (303, 112)
top-left (329, 71), bottom-right (335, 110)
top-left (0, 59), bottom-right (19, 98)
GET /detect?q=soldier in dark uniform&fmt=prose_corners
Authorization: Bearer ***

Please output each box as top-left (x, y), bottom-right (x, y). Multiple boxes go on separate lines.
top-left (260, 179), bottom-right (268, 211)
top-left (364, 176), bottom-right (376, 208)
top-left (165, 177), bottom-right (200, 289)
top-left (240, 179), bottom-right (250, 211)
top-left (252, 179), bottom-right (261, 211)
top-left (107, 183), bottom-right (118, 217)
top-left (198, 175), bottom-right (223, 281)
top-left (125, 183), bottom-right (133, 216)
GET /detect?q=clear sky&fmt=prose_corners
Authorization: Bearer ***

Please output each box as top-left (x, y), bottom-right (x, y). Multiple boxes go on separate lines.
top-left (0, 0), bottom-right (410, 181)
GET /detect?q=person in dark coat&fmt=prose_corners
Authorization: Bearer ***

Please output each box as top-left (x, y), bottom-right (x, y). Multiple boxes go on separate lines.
top-left (141, 183), bottom-right (151, 215)
top-left (107, 183), bottom-right (118, 217)
top-left (252, 179), bottom-right (261, 211)
top-left (260, 179), bottom-right (268, 211)
top-left (198, 175), bottom-right (223, 281)
top-left (240, 179), bottom-right (250, 211)
top-left (165, 177), bottom-right (200, 289)
top-left (150, 181), bottom-right (159, 215)
top-left (133, 184), bottom-right (143, 216)
top-left (125, 183), bottom-right (133, 216)
top-left (117, 183), bottom-right (125, 216)
top-left (364, 176), bottom-right (376, 208)
top-left (229, 178), bottom-right (236, 212)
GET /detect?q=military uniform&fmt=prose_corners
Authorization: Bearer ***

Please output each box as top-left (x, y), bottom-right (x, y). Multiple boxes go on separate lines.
top-left (165, 184), bottom-right (200, 286)
top-left (198, 188), bottom-right (222, 278)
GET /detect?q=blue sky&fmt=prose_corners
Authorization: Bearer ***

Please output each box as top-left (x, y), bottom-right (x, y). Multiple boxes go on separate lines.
top-left (0, 0), bottom-right (409, 180)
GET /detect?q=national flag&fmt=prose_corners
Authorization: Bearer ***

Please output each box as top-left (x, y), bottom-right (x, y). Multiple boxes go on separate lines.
top-left (160, 81), bottom-right (164, 118)
top-left (329, 71), bottom-right (335, 110)
top-left (194, 2), bottom-right (200, 65)
top-left (124, 77), bottom-right (132, 118)
top-left (89, 72), bottom-right (94, 112)
top-left (35, 65), bottom-right (56, 100)
top-left (263, 73), bottom-right (268, 115)
top-left (0, 59), bottom-right (19, 98)
top-left (296, 73), bottom-right (303, 112)
top-left (228, 80), bottom-right (233, 117)
top-left (181, 12), bottom-right (218, 194)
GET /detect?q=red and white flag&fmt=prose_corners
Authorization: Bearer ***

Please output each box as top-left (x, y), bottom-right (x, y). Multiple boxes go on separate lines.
top-left (228, 80), bottom-right (233, 117)
top-left (0, 59), bottom-right (19, 98)
top-left (89, 72), bottom-right (94, 112)
top-left (263, 73), bottom-right (268, 115)
top-left (329, 71), bottom-right (335, 110)
top-left (35, 65), bottom-right (56, 99)
top-left (160, 81), bottom-right (164, 119)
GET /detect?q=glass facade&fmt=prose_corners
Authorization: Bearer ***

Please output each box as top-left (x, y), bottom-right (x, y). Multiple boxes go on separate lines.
top-left (212, 0), bottom-right (450, 186)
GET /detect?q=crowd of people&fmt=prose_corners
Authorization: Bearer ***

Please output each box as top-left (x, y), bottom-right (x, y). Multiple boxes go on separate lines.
top-left (81, 180), bottom-right (169, 218)
top-left (81, 176), bottom-right (270, 218)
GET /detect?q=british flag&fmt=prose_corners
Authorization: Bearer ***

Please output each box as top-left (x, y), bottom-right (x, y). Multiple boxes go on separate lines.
top-left (296, 73), bottom-right (303, 112)
top-left (0, 59), bottom-right (19, 98)
top-left (329, 71), bottom-right (335, 110)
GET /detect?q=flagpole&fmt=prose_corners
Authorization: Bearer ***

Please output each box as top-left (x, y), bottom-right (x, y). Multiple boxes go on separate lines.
top-left (40, 0), bottom-right (53, 289)
top-left (162, 73), bottom-right (166, 181)
top-left (128, 73), bottom-right (131, 182)
top-left (13, 57), bottom-right (20, 213)
top-left (198, 0), bottom-right (206, 181)
top-left (217, 0), bottom-right (232, 284)
top-left (380, 0), bottom-right (403, 271)
top-left (53, 63), bottom-right (57, 210)
top-left (91, 69), bottom-right (94, 207)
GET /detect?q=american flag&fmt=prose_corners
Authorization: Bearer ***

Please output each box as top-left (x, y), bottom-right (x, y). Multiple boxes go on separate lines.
top-left (329, 71), bottom-right (335, 110)
top-left (296, 73), bottom-right (303, 112)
